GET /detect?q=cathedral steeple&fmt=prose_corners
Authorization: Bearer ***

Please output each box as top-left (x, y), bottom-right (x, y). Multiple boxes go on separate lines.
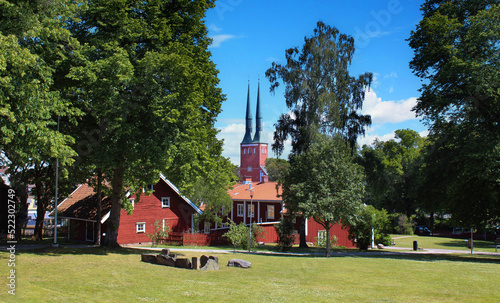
top-left (241, 82), bottom-right (253, 144)
top-left (253, 81), bottom-right (263, 143)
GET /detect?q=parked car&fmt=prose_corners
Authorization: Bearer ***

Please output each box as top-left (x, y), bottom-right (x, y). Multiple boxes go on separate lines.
top-left (415, 225), bottom-right (431, 236)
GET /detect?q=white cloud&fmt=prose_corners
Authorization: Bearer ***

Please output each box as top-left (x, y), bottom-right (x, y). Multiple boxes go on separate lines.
top-left (362, 90), bottom-right (418, 124)
top-left (208, 23), bottom-right (222, 33)
top-left (358, 129), bottom-right (397, 147)
top-left (209, 34), bottom-right (236, 48)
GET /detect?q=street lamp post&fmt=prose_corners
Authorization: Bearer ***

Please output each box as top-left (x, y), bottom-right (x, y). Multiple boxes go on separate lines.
top-left (248, 189), bottom-right (254, 253)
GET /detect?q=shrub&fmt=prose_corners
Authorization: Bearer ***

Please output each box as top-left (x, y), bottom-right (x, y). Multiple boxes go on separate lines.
top-left (315, 234), bottom-right (338, 249)
top-left (347, 205), bottom-right (392, 250)
top-left (275, 216), bottom-right (296, 251)
top-left (146, 220), bottom-right (170, 247)
top-left (223, 221), bottom-right (264, 251)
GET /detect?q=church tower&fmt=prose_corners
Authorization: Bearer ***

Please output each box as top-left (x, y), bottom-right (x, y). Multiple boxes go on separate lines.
top-left (240, 81), bottom-right (269, 183)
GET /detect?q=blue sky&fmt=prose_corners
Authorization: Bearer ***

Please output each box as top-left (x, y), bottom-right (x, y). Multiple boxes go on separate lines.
top-left (205, 0), bottom-right (428, 165)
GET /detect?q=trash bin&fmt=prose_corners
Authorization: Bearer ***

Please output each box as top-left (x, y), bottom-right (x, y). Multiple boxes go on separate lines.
top-left (413, 240), bottom-right (418, 251)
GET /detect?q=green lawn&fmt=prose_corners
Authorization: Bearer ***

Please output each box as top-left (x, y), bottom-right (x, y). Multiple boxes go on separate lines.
top-left (391, 235), bottom-right (498, 253)
top-left (1, 246), bottom-right (499, 302)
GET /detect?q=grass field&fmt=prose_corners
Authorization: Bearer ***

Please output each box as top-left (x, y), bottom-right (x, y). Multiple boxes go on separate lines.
top-left (1, 245), bottom-right (499, 302)
top-left (391, 235), bottom-right (498, 253)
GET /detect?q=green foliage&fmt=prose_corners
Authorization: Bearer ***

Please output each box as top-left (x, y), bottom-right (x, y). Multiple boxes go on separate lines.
top-left (275, 215), bottom-right (296, 251)
top-left (223, 221), bottom-right (263, 251)
top-left (347, 205), bottom-right (392, 250)
top-left (283, 134), bottom-right (365, 256)
top-left (146, 220), bottom-right (171, 247)
top-left (409, 1), bottom-right (500, 227)
top-left (266, 21), bottom-right (373, 156)
top-left (265, 158), bottom-right (289, 183)
top-left (189, 158), bottom-right (237, 226)
top-left (391, 213), bottom-right (415, 235)
top-left (358, 129), bottom-right (424, 215)
top-left (315, 234), bottom-right (338, 249)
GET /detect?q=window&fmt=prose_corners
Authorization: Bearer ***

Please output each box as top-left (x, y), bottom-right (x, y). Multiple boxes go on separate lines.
top-left (237, 204), bottom-right (244, 217)
top-left (248, 148), bottom-right (251, 154)
top-left (129, 198), bottom-right (135, 210)
top-left (247, 165), bottom-right (252, 172)
top-left (248, 204), bottom-right (255, 218)
top-left (136, 222), bottom-right (146, 233)
top-left (254, 148), bottom-right (256, 154)
top-left (267, 205), bottom-right (275, 219)
top-left (143, 184), bottom-right (154, 193)
top-left (244, 149), bottom-right (246, 155)
top-left (204, 222), bottom-right (211, 234)
top-left (161, 197), bottom-right (170, 208)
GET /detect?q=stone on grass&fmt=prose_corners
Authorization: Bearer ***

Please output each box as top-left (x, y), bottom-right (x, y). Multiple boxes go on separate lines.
top-left (175, 258), bottom-right (192, 269)
top-left (377, 244), bottom-right (385, 249)
top-left (200, 255), bottom-right (219, 270)
top-left (156, 254), bottom-right (176, 267)
top-left (227, 259), bottom-right (251, 268)
top-left (141, 254), bottom-right (157, 264)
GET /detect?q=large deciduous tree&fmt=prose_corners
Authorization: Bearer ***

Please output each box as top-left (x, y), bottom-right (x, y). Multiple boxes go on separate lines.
top-left (266, 21), bottom-right (372, 247)
top-left (408, 1), bottom-right (500, 227)
top-left (283, 135), bottom-right (365, 257)
top-left (0, 0), bottom-right (81, 239)
top-left (66, 0), bottom-right (227, 246)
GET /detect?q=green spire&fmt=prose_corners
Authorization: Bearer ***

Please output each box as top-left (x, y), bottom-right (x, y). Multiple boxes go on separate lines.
top-left (253, 80), bottom-right (263, 143)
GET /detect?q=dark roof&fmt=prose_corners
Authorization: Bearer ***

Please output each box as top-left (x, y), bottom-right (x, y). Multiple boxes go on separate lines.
top-left (57, 183), bottom-right (112, 221)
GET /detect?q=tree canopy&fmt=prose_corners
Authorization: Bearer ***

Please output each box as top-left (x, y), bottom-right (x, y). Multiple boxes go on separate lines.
top-left (283, 135), bottom-right (365, 256)
top-left (267, 21), bottom-right (373, 250)
top-left (408, 0), bottom-right (500, 227)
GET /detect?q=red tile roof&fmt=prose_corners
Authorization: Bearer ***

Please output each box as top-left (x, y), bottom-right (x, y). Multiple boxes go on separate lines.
top-left (228, 181), bottom-right (282, 202)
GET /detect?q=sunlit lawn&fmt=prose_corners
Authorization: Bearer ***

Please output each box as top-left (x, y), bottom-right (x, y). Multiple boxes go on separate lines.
top-left (390, 234), bottom-right (498, 253)
top-left (1, 246), bottom-right (499, 302)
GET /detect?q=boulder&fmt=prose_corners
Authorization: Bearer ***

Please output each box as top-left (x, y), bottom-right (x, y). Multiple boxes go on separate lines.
top-left (201, 259), bottom-right (219, 271)
top-left (377, 244), bottom-right (385, 249)
top-left (156, 254), bottom-right (176, 267)
top-left (160, 248), bottom-right (170, 256)
top-left (141, 254), bottom-right (157, 264)
top-left (200, 255), bottom-right (209, 268)
top-left (227, 259), bottom-right (251, 268)
top-left (175, 258), bottom-right (192, 269)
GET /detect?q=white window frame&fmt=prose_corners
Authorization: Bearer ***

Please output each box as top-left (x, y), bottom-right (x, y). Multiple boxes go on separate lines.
top-left (267, 205), bottom-right (275, 220)
top-left (237, 204), bottom-right (244, 217)
top-left (248, 204), bottom-right (255, 218)
top-left (129, 198), bottom-right (135, 210)
top-left (161, 197), bottom-right (170, 208)
top-left (136, 222), bottom-right (146, 233)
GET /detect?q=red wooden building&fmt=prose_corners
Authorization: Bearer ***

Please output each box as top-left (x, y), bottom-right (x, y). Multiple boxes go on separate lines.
top-left (57, 174), bottom-right (202, 245)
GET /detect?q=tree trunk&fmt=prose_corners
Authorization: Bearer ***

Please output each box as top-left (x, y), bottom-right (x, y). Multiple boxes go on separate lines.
top-left (95, 170), bottom-right (103, 246)
top-left (102, 166), bottom-right (124, 247)
top-left (34, 199), bottom-right (47, 241)
top-left (325, 222), bottom-right (331, 258)
top-left (14, 185), bottom-right (28, 241)
top-left (299, 218), bottom-right (308, 248)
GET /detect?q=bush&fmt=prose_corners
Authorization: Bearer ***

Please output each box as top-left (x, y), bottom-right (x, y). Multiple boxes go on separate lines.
top-left (393, 214), bottom-right (414, 235)
top-left (275, 216), bottom-right (296, 251)
top-left (223, 221), bottom-right (264, 251)
top-left (347, 205), bottom-right (392, 250)
top-left (315, 234), bottom-right (338, 249)
top-left (146, 220), bottom-right (170, 247)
